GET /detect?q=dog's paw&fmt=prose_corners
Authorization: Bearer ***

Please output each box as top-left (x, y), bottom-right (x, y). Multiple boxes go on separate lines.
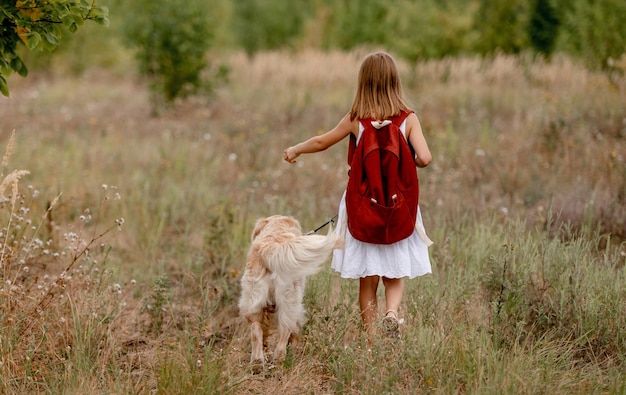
top-left (251, 359), bottom-right (264, 375)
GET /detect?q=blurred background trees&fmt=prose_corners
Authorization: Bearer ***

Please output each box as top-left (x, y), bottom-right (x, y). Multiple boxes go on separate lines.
top-left (4, 0), bottom-right (625, 102)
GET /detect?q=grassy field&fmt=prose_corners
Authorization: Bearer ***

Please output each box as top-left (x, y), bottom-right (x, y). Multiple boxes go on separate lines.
top-left (0, 50), bottom-right (625, 394)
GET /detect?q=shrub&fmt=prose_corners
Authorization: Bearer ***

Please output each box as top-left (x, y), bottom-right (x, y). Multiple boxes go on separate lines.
top-left (528, 0), bottom-right (560, 58)
top-left (122, 0), bottom-right (215, 108)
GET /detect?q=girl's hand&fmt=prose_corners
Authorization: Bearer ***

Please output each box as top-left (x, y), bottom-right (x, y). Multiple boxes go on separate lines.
top-left (283, 147), bottom-right (299, 163)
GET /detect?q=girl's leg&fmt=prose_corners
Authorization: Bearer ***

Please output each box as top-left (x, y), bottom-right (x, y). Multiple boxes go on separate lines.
top-left (382, 277), bottom-right (404, 318)
top-left (359, 275), bottom-right (380, 334)
top-left (381, 277), bottom-right (404, 338)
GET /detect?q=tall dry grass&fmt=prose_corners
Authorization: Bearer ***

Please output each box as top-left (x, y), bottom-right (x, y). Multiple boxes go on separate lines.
top-left (0, 50), bottom-right (625, 393)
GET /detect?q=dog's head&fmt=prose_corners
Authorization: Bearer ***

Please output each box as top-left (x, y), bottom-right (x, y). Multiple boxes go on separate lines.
top-left (251, 215), bottom-right (302, 241)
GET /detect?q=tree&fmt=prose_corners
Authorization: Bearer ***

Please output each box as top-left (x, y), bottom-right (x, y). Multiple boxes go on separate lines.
top-left (231, 0), bottom-right (311, 56)
top-left (557, 0), bottom-right (626, 71)
top-left (123, 0), bottom-right (215, 108)
top-left (528, 0), bottom-right (560, 58)
top-left (473, 0), bottom-right (530, 55)
top-left (321, 0), bottom-right (389, 50)
top-left (0, 0), bottom-right (109, 96)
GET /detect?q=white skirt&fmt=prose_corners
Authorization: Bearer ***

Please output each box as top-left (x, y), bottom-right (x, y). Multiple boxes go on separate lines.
top-left (331, 191), bottom-right (433, 279)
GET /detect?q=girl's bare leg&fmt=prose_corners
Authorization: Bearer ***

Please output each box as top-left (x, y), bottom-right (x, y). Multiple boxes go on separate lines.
top-left (381, 277), bottom-right (403, 338)
top-left (359, 275), bottom-right (380, 336)
top-left (382, 277), bottom-right (404, 317)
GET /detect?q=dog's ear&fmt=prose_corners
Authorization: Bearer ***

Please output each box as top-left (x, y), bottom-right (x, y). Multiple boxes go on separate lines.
top-left (251, 217), bottom-right (269, 241)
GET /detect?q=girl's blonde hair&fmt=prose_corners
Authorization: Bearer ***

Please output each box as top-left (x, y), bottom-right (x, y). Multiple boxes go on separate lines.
top-left (349, 52), bottom-right (410, 121)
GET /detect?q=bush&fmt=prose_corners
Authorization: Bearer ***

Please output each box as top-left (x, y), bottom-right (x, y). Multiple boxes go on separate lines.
top-left (231, 0), bottom-right (311, 56)
top-left (122, 0), bottom-right (215, 107)
top-left (557, 0), bottom-right (626, 71)
top-left (528, 0), bottom-right (560, 58)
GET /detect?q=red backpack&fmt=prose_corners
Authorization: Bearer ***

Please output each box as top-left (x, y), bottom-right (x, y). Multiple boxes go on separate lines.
top-left (345, 110), bottom-right (419, 244)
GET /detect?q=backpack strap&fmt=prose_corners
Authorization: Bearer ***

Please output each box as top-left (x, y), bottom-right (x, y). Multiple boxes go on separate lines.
top-left (347, 110), bottom-right (412, 166)
top-left (347, 133), bottom-right (357, 166)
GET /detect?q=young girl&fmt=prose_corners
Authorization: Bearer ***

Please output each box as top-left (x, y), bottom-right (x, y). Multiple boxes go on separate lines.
top-left (283, 51), bottom-right (432, 339)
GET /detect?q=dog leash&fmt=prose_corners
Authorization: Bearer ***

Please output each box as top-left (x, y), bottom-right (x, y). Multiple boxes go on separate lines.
top-left (305, 214), bottom-right (338, 235)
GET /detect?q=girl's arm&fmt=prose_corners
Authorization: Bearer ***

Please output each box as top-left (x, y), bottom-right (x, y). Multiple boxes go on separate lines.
top-left (284, 113), bottom-right (355, 163)
top-left (406, 113), bottom-right (432, 168)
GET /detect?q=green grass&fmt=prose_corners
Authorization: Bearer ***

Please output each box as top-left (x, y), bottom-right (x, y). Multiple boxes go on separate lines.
top-left (0, 50), bottom-right (625, 393)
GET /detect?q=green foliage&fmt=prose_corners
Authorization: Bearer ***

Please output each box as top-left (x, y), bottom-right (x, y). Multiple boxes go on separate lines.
top-left (231, 0), bottom-right (311, 56)
top-left (386, 0), bottom-right (474, 61)
top-left (557, 0), bottom-right (626, 70)
top-left (320, 0), bottom-right (389, 50)
top-left (4, 0), bottom-right (625, 92)
top-left (528, 0), bottom-right (560, 57)
top-left (122, 0), bottom-right (214, 106)
top-left (473, 0), bottom-right (531, 55)
top-left (0, 0), bottom-right (109, 96)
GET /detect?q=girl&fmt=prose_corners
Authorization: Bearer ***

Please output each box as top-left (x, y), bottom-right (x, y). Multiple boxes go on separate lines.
top-left (283, 51), bottom-right (432, 339)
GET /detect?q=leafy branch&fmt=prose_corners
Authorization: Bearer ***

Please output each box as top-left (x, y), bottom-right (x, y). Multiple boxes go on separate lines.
top-left (0, 0), bottom-right (109, 96)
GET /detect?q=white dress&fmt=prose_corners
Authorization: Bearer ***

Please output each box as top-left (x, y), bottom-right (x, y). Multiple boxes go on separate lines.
top-left (331, 120), bottom-right (433, 279)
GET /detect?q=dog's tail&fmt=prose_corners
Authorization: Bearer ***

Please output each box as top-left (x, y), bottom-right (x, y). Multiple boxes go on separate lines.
top-left (264, 228), bottom-right (343, 279)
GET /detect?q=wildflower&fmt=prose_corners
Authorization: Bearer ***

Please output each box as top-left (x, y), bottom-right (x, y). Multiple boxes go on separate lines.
top-left (196, 359), bottom-right (202, 368)
top-left (102, 184), bottom-right (108, 190)
top-left (130, 279), bottom-right (137, 285)
top-left (228, 153), bottom-right (237, 161)
top-left (115, 218), bottom-right (125, 227)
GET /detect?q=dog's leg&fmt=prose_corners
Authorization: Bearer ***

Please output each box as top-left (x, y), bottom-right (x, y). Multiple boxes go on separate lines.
top-left (245, 311), bottom-right (265, 374)
top-left (274, 323), bottom-right (291, 362)
top-left (273, 279), bottom-right (305, 362)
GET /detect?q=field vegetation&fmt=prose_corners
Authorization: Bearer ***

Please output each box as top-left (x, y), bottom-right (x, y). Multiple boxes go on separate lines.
top-left (0, 48), bottom-right (624, 393)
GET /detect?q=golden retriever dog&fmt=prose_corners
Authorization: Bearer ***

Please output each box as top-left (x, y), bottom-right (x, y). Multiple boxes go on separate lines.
top-left (238, 215), bottom-right (342, 373)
